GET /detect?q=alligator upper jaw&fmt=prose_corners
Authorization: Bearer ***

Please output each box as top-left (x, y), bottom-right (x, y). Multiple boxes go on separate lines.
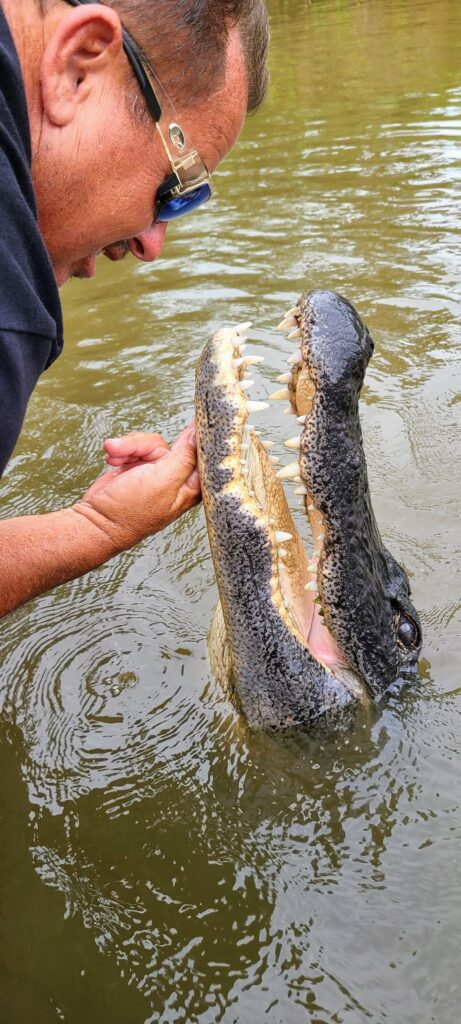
top-left (195, 310), bottom-right (365, 699)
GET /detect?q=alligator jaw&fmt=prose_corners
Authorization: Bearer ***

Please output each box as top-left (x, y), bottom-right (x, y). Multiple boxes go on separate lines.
top-left (195, 319), bottom-right (361, 695)
top-left (196, 293), bottom-right (422, 729)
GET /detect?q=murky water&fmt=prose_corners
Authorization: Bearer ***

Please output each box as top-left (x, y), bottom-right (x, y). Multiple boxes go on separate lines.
top-left (1, 1), bottom-right (460, 1020)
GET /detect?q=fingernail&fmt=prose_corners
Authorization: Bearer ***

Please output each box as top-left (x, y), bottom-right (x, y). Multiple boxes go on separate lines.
top-left (187, 426), bottom-right (197, 449)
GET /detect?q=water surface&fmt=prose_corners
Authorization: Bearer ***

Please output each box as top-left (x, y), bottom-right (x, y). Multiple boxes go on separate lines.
top-left (1, 1), bottom-right (460, 1021)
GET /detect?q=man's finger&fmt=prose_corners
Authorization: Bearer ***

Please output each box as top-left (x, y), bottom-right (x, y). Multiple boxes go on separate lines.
top-left (104, 432), bottom-right (170, 464)
top-left (132, 423), bottom-right (198, 496)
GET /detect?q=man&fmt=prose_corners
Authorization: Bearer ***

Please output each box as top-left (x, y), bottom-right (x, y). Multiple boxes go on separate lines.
top-left (0, 0), bottom-right (269, 616)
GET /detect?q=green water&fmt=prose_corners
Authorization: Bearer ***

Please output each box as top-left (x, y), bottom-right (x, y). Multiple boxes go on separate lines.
top-left (1, 1), bottom-right (461, 1021)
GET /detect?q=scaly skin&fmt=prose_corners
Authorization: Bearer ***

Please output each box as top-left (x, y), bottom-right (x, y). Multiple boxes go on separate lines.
top-left (195, 291), bottom-right (422, 730)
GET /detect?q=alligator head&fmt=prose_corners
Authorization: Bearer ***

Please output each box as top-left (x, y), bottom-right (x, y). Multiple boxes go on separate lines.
top-left (195, 290), bottom-right (422, 730)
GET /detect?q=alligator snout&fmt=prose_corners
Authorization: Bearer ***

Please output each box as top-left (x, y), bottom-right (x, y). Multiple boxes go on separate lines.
top-left (195, 290), bottom-right (422, 730)
top-left (298, 290), bottom-right (373, 395)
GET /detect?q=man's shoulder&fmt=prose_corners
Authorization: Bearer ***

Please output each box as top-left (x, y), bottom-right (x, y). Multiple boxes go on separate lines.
top-left (0, 143), bottom-right (61, 343)
top-left (0, 5), bottom-right (31, 165)
top-left (0, 7), bottom-right (62, 350)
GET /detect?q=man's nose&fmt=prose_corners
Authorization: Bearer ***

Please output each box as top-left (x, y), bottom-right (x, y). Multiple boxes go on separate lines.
top-left (127, 222), bottom-right (168, 262)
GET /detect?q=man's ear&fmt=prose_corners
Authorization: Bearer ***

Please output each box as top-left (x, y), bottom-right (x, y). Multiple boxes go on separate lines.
top-left (40, 4), bottom-right (123, 126)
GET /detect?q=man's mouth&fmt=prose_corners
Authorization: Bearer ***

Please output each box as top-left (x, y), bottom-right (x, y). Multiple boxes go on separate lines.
top-left (68, 243), bottom-right (130, 282)
top-left (103, 241), bottom-right (130, 261)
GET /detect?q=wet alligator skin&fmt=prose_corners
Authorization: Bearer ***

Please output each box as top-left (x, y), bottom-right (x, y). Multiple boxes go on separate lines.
top-left (195, 291), bottom-right (422, 730)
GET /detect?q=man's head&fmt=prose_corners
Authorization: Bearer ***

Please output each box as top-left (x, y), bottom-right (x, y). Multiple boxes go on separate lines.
top-left (7, 0), bottom-right (269, 284)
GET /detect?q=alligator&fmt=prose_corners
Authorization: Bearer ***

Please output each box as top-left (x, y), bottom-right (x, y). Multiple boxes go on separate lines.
top-left (195, 290), bottom-right (422, 730)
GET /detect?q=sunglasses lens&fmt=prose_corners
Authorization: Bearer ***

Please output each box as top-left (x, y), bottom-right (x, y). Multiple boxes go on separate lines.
top-left (156, 182), bottom-right (212, 222)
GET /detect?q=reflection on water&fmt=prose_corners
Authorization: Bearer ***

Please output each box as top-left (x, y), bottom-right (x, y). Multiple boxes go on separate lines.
top-left (1, 0), bottom-right (461, 1021)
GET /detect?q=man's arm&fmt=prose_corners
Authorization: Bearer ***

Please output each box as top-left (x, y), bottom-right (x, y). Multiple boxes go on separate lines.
top-left (0, 425), bottom-right (200, 617)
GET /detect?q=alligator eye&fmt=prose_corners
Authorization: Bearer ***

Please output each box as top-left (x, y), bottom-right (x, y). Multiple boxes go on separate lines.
top-left (397, 618), bottom-right (418, 647)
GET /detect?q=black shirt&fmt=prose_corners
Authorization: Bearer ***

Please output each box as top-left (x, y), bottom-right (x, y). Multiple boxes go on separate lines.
top-left (0, 5), bottom-right (63, 476)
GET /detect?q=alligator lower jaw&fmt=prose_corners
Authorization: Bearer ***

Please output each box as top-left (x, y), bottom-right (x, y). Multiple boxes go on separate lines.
top-left (196, 317), bottom-right (363, 696)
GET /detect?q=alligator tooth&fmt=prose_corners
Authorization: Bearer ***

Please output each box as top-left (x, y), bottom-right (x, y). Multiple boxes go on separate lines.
top-left (313, 549), bottom-right (321, 558)
top-left (294, 485), bottom-right (308, 495)
top-left (318, 534), bottom-right (325, 542)
top-left (286, 305), bottom-right (299, 317)
top-left (269, 455), bottom-right (280, 464)
top-left (238, 379), bottom-right (254, 391)
top-left (304, 581), bottom-right (318, 592)
top-left (294, 475), bottom-right (302, 483)
top-left (276, 462), bottom-right (300, 480)
top-left (296, 415), bottom-right (306, 425)
top-left (244, 355), bottom-right (264, 366)
top-left (233, 355), bottom-right (264, 369)
top-left (282, 406), bottom-right (295, 416)
top-left (276, 372), bottom-right (293, 384)
top-left (287, 350), bottom-right (302, 366)
top-left (275, 531), bottom-right (293, 543)
top-left (288, 328), bottom-right (302, 340)
top-left (284, 434), bottom-right (302, 450)
top-left (279, 549), bottom-right (288, 559)
top-left (307, 561), bottom-right (317, 573)
top-left (276, 316), bottom-right (297, 331)
top-left (269, 388), bottom-right (291, 401)
top-left (235, 321), bottom-right (252, 335)
top-left (307, 504), bottom-right (316, 512)
top-left (261, 440), bottom-right (275, 449)
top-left (246, 401), bottom-right (269, 413)
top-left (237, 342), bottom-right (247, 354)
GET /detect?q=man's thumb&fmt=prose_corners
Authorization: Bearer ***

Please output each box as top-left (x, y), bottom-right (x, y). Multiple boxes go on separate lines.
top-left (170, 423), bottom-right (198, 477)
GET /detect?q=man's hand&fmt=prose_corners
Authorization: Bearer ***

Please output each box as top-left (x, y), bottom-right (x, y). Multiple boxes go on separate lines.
top-left (0, 424), bottom-right (201, 618)
top-left (73, 423), bottom-right (201, 550)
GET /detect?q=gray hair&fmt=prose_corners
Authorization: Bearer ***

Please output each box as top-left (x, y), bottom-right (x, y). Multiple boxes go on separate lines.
top-left (43, 0), bottom-right (269, 115)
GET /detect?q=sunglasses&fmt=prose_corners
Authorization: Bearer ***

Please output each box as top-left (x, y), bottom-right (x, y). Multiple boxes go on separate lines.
top-left (63, 0), bottom-right (213, 222)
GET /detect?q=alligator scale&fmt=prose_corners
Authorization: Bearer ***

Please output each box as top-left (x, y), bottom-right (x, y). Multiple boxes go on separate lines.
top-left (195, 290), bottom-right (422, 730)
